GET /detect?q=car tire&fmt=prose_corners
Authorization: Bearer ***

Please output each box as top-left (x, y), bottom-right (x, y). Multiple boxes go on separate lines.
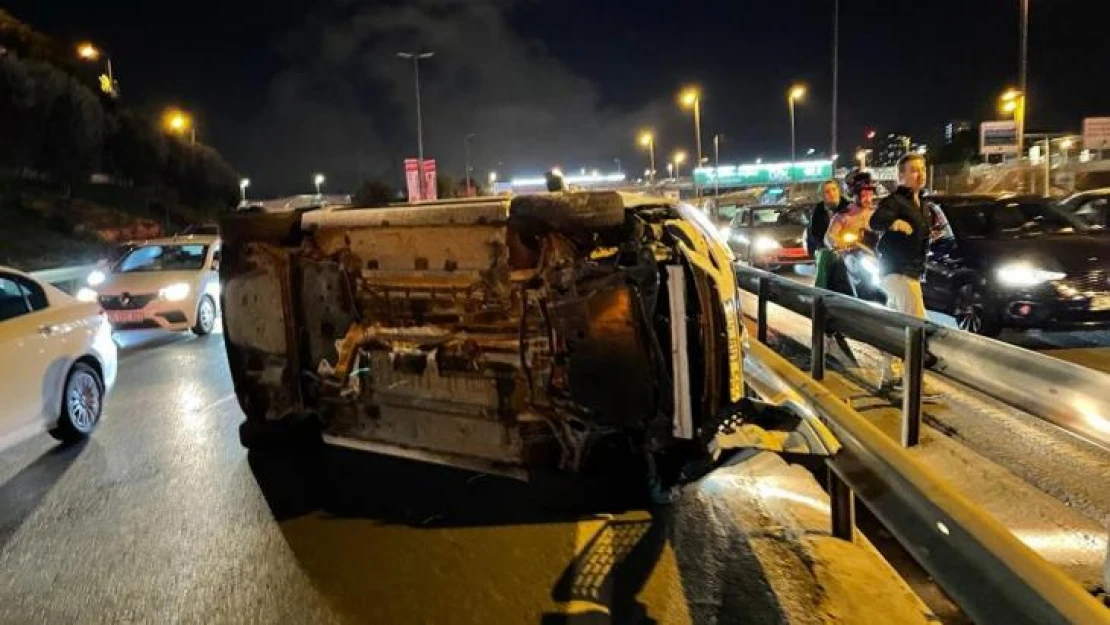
top-left (509, 192), bottom-right (626, 242)
top-left (192, 295), bottom-right (216, 336)
top-left (50, 363), bottom-right (103, 443)
top-left (953, 284), bottom-right (1001, 338)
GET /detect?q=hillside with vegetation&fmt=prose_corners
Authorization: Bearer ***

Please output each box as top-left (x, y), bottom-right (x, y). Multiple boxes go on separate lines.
top-left (0, 10), bottom-right (239, 270)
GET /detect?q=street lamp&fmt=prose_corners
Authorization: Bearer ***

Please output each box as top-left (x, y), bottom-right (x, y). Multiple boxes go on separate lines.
top-left (679, 87), bottom-right (703, 194)
top-left (639, 131), bottom-right (656, 184)
top-left (999, 87), bottom-right (1026, 154)
top-left (672, 151), bottom-right (687, 179)
top-left (787, 84), bottom-right (806, 163)
top-left (76, 42), bottom-right (116, 97)
top-left (162, 108), bottom-right (195, 144)
top-left (488, 171), bottom-right (497, 186)
top-left (314, 173), bottom-right (325, 195)
top-left (397, 51), bottom-right (435, 198)
top-left (464, 133), bottom-right (476, 197)
top-left (712, 134), bottom-right (723, 197)
top-left (239, 178), bottom-right (250, 203)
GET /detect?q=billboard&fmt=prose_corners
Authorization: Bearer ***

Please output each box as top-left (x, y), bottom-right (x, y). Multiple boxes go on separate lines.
top-left (404, 159), bottom-right (422, 202)
top-left (421, 159), bottom-right (438, 201)
top-left (693, 160), bottom-right (833, 188)
top-left (404, 158), bottom-right (439, 202)
top-left (980, 121), bottom-right (1020, 155)
top-left (1082, 117), bottom-right (1110, 150)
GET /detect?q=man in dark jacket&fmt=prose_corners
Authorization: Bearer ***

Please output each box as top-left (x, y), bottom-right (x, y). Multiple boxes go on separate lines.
top-left (869, 153), bottom-right (933, 387)
top-left (807, 179), bottom-right (852, 294)
top-left (806, 179), bottom-right (851, 254)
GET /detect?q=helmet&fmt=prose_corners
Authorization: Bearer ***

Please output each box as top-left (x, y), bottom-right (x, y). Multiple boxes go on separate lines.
top-left (844, 169), bottom-right (875, 198)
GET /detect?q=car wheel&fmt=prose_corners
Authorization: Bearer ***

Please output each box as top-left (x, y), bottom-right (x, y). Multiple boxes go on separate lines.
top-left (192, 295), bottom-right (216, 336)
top-left (50, 363), bottom-right (103, 442)
top-left (954, 285), bottom-right (1001, 338)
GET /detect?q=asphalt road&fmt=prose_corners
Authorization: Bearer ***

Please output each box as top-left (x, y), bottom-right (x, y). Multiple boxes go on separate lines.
top-left (0, 327), bottom-right (932, 624)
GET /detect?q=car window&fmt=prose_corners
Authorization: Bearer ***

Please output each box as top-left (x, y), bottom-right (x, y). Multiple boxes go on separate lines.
top-left (1074, 198), bottom-right (1108, 228)
top-left (751, 207), bottom-right (809, 226)
top-left (732, 208), bottom-right (751, 227)
top-left (943, 204), bottom-right (991, 238)
top-left (990, 202), bottom-right (1086, 235)
top-left (117, 244), bottom-right (209, 273)
top-left (0, 276), bottom-right (33, 322)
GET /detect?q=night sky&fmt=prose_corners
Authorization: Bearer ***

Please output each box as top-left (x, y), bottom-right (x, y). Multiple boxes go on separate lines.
top-left (8, 0), bottom-right (1107, 195)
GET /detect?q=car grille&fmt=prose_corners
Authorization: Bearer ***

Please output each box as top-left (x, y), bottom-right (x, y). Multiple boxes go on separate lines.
top-left (100, 293), bottom-right (155, 310)
top-left (1062, 270), bottom-right (1110, 294)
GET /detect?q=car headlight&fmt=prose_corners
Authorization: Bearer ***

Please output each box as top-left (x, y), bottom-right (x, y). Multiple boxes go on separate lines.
top-left (861, 256), bottom-right (880, 277)
top-left (86, 270), bottom-right (106, 286)
top-left (76, 287), bottom-right (99, 303)
top-left (752, 237), bottom-right (781, 253)
top-left (995, 263), bottom-right (1066, 287)
top-left (159, 282), bottom-right (192, 301)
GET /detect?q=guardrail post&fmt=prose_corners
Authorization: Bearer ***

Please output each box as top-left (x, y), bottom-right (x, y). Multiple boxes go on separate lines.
top-left (829, 467), bottom-right (855, 541)
top-left (810, 295), bottom-right (827, 380)
top-left (901, 326), bottom-right (925, 448)
top-left (757, 276), bottom-right (769, 344)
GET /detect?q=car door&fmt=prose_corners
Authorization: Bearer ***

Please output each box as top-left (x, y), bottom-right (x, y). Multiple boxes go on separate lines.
top-left (922, 204), bottom-right (969, 312)
top-left (0, 273), bottom-right (64, 439)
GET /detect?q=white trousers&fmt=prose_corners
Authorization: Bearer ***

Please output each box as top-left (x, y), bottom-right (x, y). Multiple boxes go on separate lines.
top-left (880, 274), bottom-right (926, 384)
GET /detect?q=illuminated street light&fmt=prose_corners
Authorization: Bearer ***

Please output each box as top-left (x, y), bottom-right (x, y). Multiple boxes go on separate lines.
top-left (787, 84), bottom-right (806, 163)
top-left (77, 42), bottom-right (116, 97)
top-left (398, 50), bottom-right (435, 199)
top-left (639, 131), bottom-right (656, 184)
top-left (679, 87), bottom-right (703, 195)
top-left (998, 88), bottom-right (1026, 153)
top-left (239, 178), bottom-right (250, 203)
top-left (313, 173), bottom-right (325, 195)
top-left (672, 151), bottom-right (687, 179)
top-left (489, 171), bottom-right (497, 185)
top-left (806, 148), bottom-right (816, 156)
top-left (162, 108), bottom-right (195, 144)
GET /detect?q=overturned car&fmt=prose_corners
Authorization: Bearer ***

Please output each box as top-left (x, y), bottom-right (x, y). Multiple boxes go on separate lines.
top-left (219, 191), bottom-right (758, 488)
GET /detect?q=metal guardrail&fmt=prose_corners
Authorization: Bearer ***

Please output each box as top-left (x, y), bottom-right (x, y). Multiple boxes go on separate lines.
top-left (736, 264), bottom-right (1110, 453)
top-left (29, 264), bottom-right (97, 295)
top-left (743, 339), bottom-right (1110, 625)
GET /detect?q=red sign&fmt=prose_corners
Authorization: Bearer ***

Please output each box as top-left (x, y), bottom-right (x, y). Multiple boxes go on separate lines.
top-left (404, 159), bottom-right (422, 203)
top-left (421, 159), bottom-right (438, 201)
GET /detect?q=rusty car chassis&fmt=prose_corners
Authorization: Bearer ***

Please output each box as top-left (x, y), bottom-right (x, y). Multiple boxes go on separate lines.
top-left (218, 191), bottom-right (812, 488)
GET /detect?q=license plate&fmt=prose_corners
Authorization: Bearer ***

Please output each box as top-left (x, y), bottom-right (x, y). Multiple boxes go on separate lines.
top-left (108, 311), bottom-right (146, 324)
top-left (1091, 295), bottom-right (1110, 311)
top-left (780, 248), bottom-right (807, 258)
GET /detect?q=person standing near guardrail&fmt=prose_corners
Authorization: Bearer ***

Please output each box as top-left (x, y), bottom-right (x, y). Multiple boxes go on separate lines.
top-left (806, 179), bottom-right (851, 293)
top-left (869, 153), bottom-right (935, 389)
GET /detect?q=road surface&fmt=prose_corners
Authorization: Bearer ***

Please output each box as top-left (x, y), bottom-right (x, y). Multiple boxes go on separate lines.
top-left (0, 328), bottom-right (930, 624)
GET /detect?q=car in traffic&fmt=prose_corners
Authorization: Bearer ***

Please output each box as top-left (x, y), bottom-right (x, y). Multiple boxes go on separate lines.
top-left (78, 235), bottom-right (221, 335)
top-left (1058, 188), bottom-right (1109, 229)
top-left (726, 204), bottom-right (812, 269)
top-left (218, 191), bottom-right (776, 490)
top-left (921, 194), bottom-right (1110, 336)
top-left (0, 267), bottom-right (117, 450)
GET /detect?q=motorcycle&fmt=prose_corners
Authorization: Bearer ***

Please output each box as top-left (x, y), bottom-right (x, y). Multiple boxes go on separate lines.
top-left (831, 230), bottom-right (886, 303)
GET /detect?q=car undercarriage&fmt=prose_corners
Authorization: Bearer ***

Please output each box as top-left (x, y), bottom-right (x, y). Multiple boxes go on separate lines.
top-left (219, 192), bottom-right (763, 488)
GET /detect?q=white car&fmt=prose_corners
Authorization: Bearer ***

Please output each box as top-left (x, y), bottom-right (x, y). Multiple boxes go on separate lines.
top-left (81, 235), bottom-right (221, 335)
top-left (0, 267), bottom-right (118, 450)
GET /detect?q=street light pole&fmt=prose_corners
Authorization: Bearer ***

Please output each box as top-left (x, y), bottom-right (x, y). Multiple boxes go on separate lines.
top-left (1019, 0), bottom-right (1029, 154)
top-left (464, 133), bottom-right (475, 197)
top-left (789, 96), bottom-right (797, 163)
top-left (398, 51), bottom-right (434, 198)
top-left (713, 134), bottom-right (722, 198)
top-left (639, 132), bottom-right (656, 185)
top-left (831, 0), bottom-right (839, 160)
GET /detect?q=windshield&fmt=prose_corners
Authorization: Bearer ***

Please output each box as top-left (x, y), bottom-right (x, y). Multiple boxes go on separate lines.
top-left (751, 207), bottom-right (809, 227)
top-left (116, 244), bottom-right (209, 273)
top-left (945, 201), bottom-right (1089, 238)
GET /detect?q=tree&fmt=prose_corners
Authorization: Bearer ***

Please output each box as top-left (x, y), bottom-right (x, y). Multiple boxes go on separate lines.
top-left (354, 179), bottom-right (396, 207)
